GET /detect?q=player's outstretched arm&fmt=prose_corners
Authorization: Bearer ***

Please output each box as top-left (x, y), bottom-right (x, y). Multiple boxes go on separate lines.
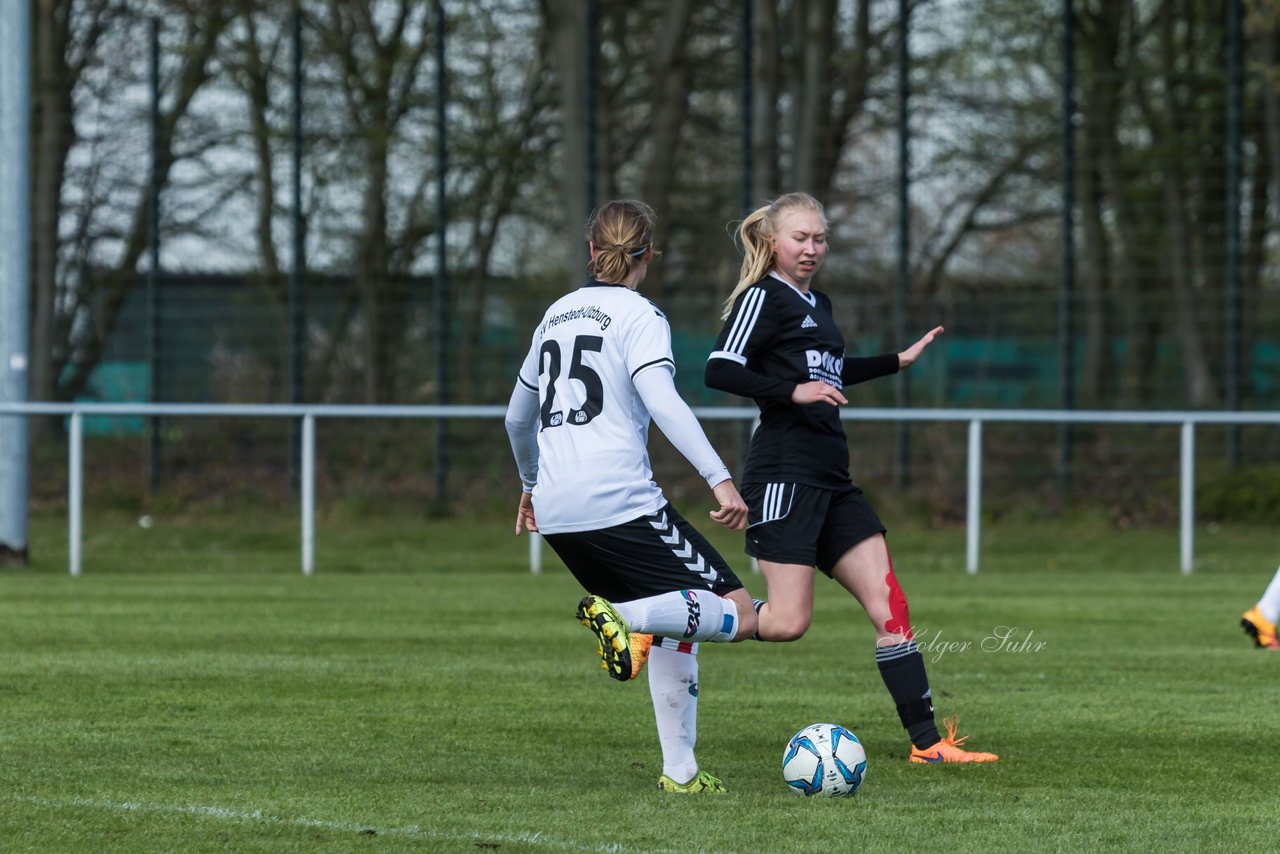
top-left (898, 325), bottom-right (944, 369)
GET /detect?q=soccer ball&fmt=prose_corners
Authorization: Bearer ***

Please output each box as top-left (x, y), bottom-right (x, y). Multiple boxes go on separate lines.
top-left (782, 723), bottom-right (867, 797)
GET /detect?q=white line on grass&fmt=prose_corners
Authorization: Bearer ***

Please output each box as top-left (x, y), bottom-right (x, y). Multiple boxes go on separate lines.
top-left (11, 794), bottom-right (692, 854)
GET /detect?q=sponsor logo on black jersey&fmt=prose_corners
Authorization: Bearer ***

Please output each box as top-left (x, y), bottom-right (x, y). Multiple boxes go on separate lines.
top-left (805, 349), bottom-right (844, 386)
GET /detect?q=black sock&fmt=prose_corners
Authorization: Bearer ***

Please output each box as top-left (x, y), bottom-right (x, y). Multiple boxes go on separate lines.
top-left (750, 599), bottom-right (765, 641)
top-left (875, 639), bottom-right (940, 749)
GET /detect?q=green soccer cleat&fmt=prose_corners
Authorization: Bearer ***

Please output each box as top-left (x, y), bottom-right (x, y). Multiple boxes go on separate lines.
top-left (658, 770), bottom-right (727, 794)
top-left (576, 595), bottom-right (649, 681)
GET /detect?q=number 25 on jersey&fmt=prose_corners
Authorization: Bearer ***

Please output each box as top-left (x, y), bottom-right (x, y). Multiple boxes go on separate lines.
top-left (539, 335), bottom-right (604, 429)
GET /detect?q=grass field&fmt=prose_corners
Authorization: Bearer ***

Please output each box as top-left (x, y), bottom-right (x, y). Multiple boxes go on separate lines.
top-left (4, 510), bottom-right (1280, 852)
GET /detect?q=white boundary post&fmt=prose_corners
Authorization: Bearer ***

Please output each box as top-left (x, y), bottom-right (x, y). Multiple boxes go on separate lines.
top-left (0, 0), bottom-right (32, 564)
top-left (301, 413), bottom-right (315, 576)
top-left (68, 412), bottom-right (82, 577)
top-left (1180, 421), bottom-right (1194, 575)
top-left (528, 531), bottom-right (541, 574)
top-left (966, 418), bottom-right (982, 574)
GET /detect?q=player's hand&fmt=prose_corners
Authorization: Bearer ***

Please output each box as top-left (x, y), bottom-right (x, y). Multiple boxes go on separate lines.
top-left (514, 492), bottom-right (539, 535)
top-left (898, 325), bottom-right (944, 369)
top-left (791, 381), bottom-right (848, 407)
top-left (709, 479), bottom-right (748, 531)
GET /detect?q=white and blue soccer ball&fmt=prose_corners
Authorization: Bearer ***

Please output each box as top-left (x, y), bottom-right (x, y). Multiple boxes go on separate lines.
top-left (782, 722), bottom-right (868, 797)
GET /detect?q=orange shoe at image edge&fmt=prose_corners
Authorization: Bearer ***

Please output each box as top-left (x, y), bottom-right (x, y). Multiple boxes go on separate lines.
top-left (1241, 607), bottom-right (1279, 649)
top-left (909, 716), bottom-right (1000, 764)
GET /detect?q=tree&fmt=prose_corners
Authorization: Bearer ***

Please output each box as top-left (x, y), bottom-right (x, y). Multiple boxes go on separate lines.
top-left (543, 0), bottom-right (590, 289)
top-left (34, 1), bottom-right (233, 408)
top-left (27, 0), bottom-right (1277, 414)
top-left (302, 0), bottom-right (434, 404)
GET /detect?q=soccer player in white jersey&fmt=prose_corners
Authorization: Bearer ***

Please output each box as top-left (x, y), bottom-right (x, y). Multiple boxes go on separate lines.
top-left (706, 192), bottom-right (999, 763)
top-left (505, 200), bottom-right (757, 793)
top-left (1241, 564), bottom-right (1280, 649)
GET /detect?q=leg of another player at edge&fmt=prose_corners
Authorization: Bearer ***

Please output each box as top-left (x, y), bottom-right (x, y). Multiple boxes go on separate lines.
top-left (1256, 565), bottom-right (1280, 625)
top-left (1242, 564), bottom-right (1280, 649)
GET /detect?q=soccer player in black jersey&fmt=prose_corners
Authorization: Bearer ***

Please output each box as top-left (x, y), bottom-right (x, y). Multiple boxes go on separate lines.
top-left (705, 192), bottom-right (999, 763)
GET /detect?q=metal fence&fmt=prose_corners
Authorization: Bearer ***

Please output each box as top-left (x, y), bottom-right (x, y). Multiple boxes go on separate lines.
top-left (5, 402), bottom-right (1279, 577)
top-left (7, 2), bottom-right (1278, 561)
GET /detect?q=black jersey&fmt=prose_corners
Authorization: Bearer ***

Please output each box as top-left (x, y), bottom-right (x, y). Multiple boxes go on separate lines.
top-left (705, 273), bottom-right (898, 488)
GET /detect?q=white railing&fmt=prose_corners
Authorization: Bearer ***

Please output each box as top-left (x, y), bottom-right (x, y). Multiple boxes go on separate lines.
top-left (2, 402), bottom-right (1278, 576)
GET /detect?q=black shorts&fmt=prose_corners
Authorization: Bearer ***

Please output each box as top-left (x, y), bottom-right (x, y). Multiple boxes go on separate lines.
top-left (742, 482), bottom-right (885, 576)
top-left (543, 503), bottom-right (745, 602)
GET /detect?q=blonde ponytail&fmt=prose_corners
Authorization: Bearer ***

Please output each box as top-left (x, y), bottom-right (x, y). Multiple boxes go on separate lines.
top-left (586, 200), bottom-right (658, 284)
top-left (720, 192), bottom-right (827, 319)
top-left (720, 207), bottom-right (773, 319)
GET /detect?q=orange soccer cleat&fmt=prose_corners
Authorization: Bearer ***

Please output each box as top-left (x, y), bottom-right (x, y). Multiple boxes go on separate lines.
top-left (1241, 607), bottom-right (1279, 649)
top-left (909, 716), bottom-right (1000, 764)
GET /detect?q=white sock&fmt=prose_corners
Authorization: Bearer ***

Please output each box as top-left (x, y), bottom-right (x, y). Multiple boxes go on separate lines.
top-left (615, 591), bottom-right (738, 642)
top-left (1257, 565), bottom-right (1280, 624)
top-left (648, 642), bottom-right (699, 784)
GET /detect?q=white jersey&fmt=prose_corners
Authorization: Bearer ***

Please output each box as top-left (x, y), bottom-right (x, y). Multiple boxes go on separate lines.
top-left (514, 283), bottom-right (676, 533)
